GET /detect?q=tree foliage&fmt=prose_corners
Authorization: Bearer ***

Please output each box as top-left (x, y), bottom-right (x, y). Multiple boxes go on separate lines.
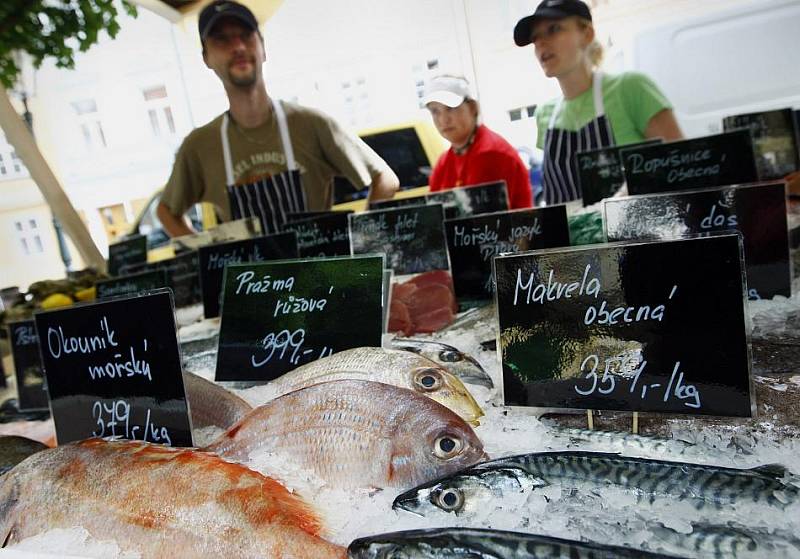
top-left (0, 0), bottom-right (138, 89)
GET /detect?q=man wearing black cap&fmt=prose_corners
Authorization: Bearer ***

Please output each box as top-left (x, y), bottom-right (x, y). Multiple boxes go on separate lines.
top-left (157, 0), bottom-right (399, 236)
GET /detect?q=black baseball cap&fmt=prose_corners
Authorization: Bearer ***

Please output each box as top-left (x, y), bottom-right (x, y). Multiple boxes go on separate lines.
top-left (514, 0), bottom-right (592, 47)
top-left (198, 1), bottom-right (258, 40)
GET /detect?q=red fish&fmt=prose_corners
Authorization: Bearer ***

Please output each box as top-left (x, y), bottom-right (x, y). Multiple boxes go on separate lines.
top-left (0, 438), bottom-right (345, 558)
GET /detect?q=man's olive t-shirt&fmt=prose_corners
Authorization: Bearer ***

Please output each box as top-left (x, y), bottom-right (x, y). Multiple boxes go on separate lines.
top-left (161, 101), bottom-right (387, 220)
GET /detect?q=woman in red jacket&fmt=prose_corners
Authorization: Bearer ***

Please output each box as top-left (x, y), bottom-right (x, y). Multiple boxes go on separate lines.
top-left (424, 75), bottom-right (533, 209)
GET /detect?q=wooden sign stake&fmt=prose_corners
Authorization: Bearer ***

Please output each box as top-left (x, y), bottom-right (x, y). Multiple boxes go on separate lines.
top-left (632, 411), bottom-right (639, 434)
top-left (587, 409), bottom-right (594, 430)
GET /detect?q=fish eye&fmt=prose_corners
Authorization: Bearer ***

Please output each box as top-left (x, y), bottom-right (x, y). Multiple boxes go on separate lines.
top-left (434, 487), bottom-right (465, 512)
top-left (438, 349), bottom-right (463, 363)
top-left (413, 368), bottom-right (443, 392)
top-left (434, 434), bottom-right (464, 459)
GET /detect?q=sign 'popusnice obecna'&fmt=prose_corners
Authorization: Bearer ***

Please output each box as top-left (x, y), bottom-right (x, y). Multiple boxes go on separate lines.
top-left (34, 290), bottom-right (192, 446)
top-left (493, 234), bottom-right (753, 417)
top-left (215, 255), bottom-right (385, 382)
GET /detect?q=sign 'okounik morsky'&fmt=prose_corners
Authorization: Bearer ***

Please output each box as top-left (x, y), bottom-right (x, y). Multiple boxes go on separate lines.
top-left (198, 232), bottom-right (299, 319)
top-left (8, 320), bottom-right (48, 411)
top-left (604, 182), bottom-right (790, 300)
top-left (107, 234), bottom-right (147, 277)
top-left (493, 235), bottom-right (753, 416)
top-left (216, 255), bottom-right (385, 382)
top-left (445, 206), bottom-right (570, 306)
top-left (622, 129), bottom-right (758, 195)
top-left (34, 290), bottom-right (192, 446)
top-left (349, 204), bottom-right (449, 275)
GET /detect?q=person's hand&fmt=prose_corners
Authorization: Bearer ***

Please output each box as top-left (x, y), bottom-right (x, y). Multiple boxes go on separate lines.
top-left (786, 171), bottom-right (800, 196)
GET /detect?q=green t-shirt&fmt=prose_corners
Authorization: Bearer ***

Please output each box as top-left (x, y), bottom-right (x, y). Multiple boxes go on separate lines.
top-left (162, 101), bottom-right (388, 221)
top-left (535, 72), bottom-right (672, 150)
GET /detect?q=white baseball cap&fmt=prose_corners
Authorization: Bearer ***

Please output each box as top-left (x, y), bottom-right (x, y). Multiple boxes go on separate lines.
top-left (422, 76), bottom-right (476, 108)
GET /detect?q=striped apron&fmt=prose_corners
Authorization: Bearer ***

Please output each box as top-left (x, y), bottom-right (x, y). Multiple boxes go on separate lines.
top-left (223, 99), bottom-right (307, 235)
top-left (542, 72), bottom-right (616, 205)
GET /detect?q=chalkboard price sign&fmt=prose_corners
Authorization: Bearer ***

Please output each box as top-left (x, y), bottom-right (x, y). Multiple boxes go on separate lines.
top-left (108, 235), bottom-right (147, 277)
top-left (427, 181), bottom-right (509, 218)
top-left (723, 108), bottom-right (800, 181)
top-left (125, 251), bottom-right (201, 308)
top-left (493, 235), bottom-right (753, 417)
top-left (622, 130), bottom-right (758, 195)
top-left (198, 232), bottom-right (299, 319)
top-left (216, 255), bottom-right (384, 382)
top-left (34, 290), bottom-right (192, 446)
top-left (7, 320), bottom-right (49, 411)
top-left (604, 182), bottom-right (790, 300)
top-left (349, 204), bottom-right (449, 275)
top-left (283, 213), bottom-right (352, 258)
top-left (96, 270), bottom-right (168, 300)
top-left (445, 206), bottom-right (570, 306)
top-left (576, 139), bottom-right (662, 206)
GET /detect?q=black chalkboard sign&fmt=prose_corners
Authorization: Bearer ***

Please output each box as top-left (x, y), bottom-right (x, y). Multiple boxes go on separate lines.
top-left (96, 270), bottom-right (168, 300)
top-left (286, 210), bottom-right (352, 222)
top-left (576, 139), bottom-right (662, 206)
top-left (445, 206), bottom-right (570, 307)
top-left (622, 130), bottom-right (758, 195)
top-left (604, 182), bottom-right (790, 301)
top-left (198, 232), bottom-right (299, 319)
top-left (368, 195), bottom-right (428, 211)
top-left (108, 235), bottom-right (147, 277)
top-left (493, 235), bottom-right (752, 417)
top-left (215, 255), bottom-right (384, 382)
top-left (0, 351), bottom-right (5, 389)
top-left (126, 252), bottom-right (201, 308)
top-left (349, 204), bottom-right (449, 275)
top-left (723, 109), bottom-right (800, 181)
top-left (34, 290), bottom-right (192, 446)
top-left (283, 213), bottom-right (351, 258)
top-left (427, 181), bottom-right (510, 219)
top-left (7, 320), bottom-right (48, 411)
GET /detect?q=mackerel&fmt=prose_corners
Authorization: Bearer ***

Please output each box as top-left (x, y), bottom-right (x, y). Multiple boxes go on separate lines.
top-left (649, 521), bottom-right (800, 559)
top-left (348, 527), bottom-right (687, 559)
top-left (389, 338), bottom-right (494, 388)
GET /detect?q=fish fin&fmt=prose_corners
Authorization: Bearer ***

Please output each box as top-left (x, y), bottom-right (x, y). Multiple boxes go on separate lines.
top-left (752, 464), bottom-right (789, 479)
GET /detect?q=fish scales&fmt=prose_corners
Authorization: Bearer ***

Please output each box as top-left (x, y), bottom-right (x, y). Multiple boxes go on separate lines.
top-left (0, 438), bottom-right (345, 558)
top-left (650, 521), bottom-right (800, 559)
top-left (207, 380), bottom-right (486, 489)
top-left (266, 347), bottom-right (484, 425)
top-left (347, 527), bottom-right (687, 559)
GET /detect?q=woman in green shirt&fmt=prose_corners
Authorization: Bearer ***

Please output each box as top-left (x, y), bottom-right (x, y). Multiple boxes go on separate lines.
top-left (515, 0), bottom-right (683, 205)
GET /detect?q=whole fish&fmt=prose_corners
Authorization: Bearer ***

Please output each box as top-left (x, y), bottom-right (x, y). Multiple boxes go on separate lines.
top-left (207, 380), bottom-right (487, 489)
top-left (267, 347), bottom-right (484, 425)
top-left (649, 521), bottom-right (800, 559)
top-left (182, 370), bottom-right (252, 430)
top-left (550, 427), bottom-right (693, 455)
top-left (348, 527), bottom-right (686, 559)
top-left (393, 451), bottom-right (798, 516)
top-left (0, 438), bottom-right (345, 558)
top-left (0, 436), bottom-right (47, 475)
top-left (389, 338), bottom-right (494, 389)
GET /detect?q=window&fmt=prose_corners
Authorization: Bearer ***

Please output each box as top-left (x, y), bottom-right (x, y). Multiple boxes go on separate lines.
top-left (71, 98), bottom-right (106, 150)
top-left (143, 85), bottom-right (176, 137)
top-left (14, 218), bottom-right (44, 256)
top-left (508, 105), bottom-right (537, 122)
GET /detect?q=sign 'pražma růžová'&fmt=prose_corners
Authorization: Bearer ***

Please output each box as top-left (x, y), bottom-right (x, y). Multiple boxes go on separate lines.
top-left (723, 108), bottom-right (800, 181)
top-left (349, 204), bottom-right (449, 275)
top-left (107, 234), bottom-right (147, 277)
top-left (445, 206), bottom-right (570, 307)
top-left (604, 182), bottom-right (790, 300)
top-left (493, 234), bottom-right (752, 417)
top-left (282, 213), bottom-right (352, 258)
top-left (575, 139), bottom-right (662, 206)
top-left (198, 232), bottom-right (299, 319)
top-left (621, 129), bottom-right (758, 195)
top-left (7, 320), bottom-right (48, 411)
top-left (96, 269), bottom-right (168, 300)
top-left (215, 255), bottom-right (384, 382)
top-left (34, 290), bottom-right (192, 446)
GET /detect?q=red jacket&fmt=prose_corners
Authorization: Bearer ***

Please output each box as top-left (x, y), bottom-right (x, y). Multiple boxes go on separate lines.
top-left (429, 124), bottom-right (533, 209)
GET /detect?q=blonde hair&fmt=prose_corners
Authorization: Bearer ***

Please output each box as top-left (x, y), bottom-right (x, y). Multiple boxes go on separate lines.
top-left (576, 18), bottom-right (604, 68)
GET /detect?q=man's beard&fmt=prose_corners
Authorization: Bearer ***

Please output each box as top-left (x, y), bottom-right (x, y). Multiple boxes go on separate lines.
top-left (228, 60), bottom-right (258, 87)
